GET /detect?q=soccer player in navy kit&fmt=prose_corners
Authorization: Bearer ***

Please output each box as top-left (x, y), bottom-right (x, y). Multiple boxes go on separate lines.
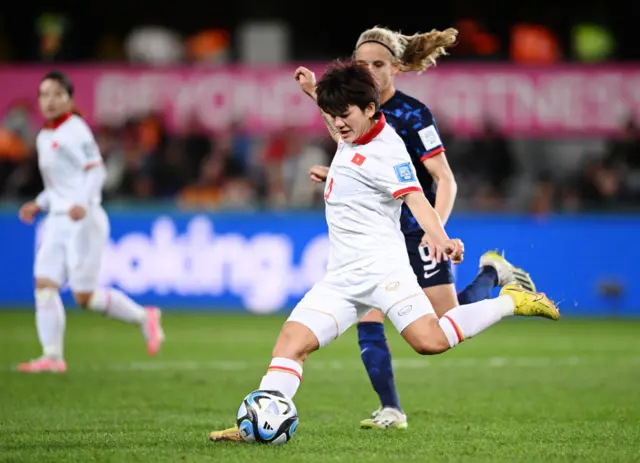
top-left (295, 26), bottom-right (537, 429)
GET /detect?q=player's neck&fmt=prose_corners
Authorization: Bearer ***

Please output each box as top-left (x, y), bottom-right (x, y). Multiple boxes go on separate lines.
top-left (380, 85), bottom-right (396, 106)
top-left (352, 114), bottom-right (385, 145)
top-left (44, 112), bottom-right (73, 129)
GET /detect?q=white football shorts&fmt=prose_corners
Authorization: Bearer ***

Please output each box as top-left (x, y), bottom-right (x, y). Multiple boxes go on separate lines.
top-left (287, 264), bottom-right (436, 347)
top-left (34, 205), bottom-right (109, 292)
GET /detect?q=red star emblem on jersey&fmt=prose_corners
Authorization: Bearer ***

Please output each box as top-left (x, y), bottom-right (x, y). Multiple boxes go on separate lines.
top-left (51, 141), bottom-right (59, 150)
top-left (351, 153), bottom-right (366, 166)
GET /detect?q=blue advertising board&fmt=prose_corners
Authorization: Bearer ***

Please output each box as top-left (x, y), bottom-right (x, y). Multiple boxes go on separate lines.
top-left (0, 208), bottom-right (636, 316)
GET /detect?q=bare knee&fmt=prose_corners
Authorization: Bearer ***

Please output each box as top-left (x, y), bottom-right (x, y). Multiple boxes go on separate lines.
top-left (272, 321), bottom-right (320, 364)
top-left (401, 316), bottom-right (451, 355)
top-left (359, 308), bottom-right (385, 324)
top-left (73, 291), bottom-right (94, 310)
top-left (410, 336), bottom-right (450, 355)
top-left (424, 285), bottom-right (459, 318)
top-left (35, 278), bottom-right (59, 290)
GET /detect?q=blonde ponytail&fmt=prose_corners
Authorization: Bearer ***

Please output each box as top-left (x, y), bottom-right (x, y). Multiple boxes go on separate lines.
top-left (356, 26), bottom-right (458, 72)
top-left (397, 28), bottom-right (458, 71)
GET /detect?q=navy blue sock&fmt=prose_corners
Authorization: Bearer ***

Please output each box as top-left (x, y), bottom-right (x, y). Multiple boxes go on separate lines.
top-left (457, 266), bottom-right (499, 305)
top-left (357, 322), bottom-right (402, 411)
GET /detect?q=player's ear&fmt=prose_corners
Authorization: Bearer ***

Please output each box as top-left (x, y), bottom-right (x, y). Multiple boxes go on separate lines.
top-left (364, 102), bottom-right (376, 118)
top-left (391, 61), bottom-right (400, 76)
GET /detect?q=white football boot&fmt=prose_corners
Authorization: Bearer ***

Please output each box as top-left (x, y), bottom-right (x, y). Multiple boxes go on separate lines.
top-left (480, 250), bottom-right (536, 292)
top-left (360, 407), bottom-right (408, 430)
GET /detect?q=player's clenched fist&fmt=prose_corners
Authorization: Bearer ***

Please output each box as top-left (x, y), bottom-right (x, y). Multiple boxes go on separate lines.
top-left (309, 165), bottom-right (329, 183)
top-left (419, 234), bottom-right (447, 263)
top-left (68, 205), bottom-right (87, 221)
top-left (444, 238), bottom-right (464, 264)
top-left (294, 66), bottom-right (317, 99)
top-left (19, 201), bottom-right (41, 224)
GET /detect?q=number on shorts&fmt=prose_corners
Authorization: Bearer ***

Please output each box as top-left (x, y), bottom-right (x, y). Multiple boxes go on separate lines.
top-left (418, 244), bottom-right (438, 278)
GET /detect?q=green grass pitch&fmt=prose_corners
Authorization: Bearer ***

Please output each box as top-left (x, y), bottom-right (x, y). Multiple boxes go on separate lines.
top-left (1, 311), bottom-right (639, 462)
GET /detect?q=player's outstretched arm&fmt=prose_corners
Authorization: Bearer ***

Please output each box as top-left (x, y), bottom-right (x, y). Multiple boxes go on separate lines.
top-left (402, 191), bottom-right (448, 244)
top-left (402, 191), bottom-right (464, 262)
top-left (294, 66), bottom-right (340, 143)
top-left (422, 154), bottom-right (457, 225)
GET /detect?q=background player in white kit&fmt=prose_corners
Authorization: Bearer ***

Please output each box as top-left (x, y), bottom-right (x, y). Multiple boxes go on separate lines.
top-left (209, 60), bottom-right (559, 441)
top-left (17, 71), bottom-right (165, 373)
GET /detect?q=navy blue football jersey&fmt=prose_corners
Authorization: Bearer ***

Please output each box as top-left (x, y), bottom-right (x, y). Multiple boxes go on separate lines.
top-left (380, 90), bottom-right (445, 236)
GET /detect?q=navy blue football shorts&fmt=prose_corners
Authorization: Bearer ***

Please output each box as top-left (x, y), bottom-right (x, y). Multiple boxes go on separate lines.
top-left (404, 233), bottom-right (455, 289)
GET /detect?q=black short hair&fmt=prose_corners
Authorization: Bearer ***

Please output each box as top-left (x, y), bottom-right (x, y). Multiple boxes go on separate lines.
top-left (40, 70), bottom-right (74, 97)
top-left (316, 59), bottom-right (379, 117)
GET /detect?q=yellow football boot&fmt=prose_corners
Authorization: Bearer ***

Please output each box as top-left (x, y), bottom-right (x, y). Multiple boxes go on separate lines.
top-left (500, 284), bottom-right (560, 320)
top-left (209, 425), bottom-right (243, 442)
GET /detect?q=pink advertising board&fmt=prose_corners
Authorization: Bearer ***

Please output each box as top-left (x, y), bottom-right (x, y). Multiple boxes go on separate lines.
top-left (2, 64), bottom-right (640, 136)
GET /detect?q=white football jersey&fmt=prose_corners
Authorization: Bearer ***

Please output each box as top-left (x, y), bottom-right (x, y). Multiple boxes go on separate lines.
top-left (36, 114), bottom-right (104, 213)
top-left (324, 114), bottom-right (423, 275)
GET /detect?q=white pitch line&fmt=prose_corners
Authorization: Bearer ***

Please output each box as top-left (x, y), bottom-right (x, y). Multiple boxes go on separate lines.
top-left (3, 356), bottom-right (639, 373)
top-left (79, 356), bottom-right (639, 372)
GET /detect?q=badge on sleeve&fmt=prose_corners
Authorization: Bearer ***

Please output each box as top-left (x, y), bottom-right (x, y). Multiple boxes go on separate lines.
top-left (81, 141), bottom-right (100, 161)
top-left (418, 125), bottom-right (442, 150)
top-left (394, 162), bottom-right (416, 183)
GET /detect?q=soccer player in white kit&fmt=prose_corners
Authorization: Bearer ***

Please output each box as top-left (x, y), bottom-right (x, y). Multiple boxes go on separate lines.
top-left (209, 60), bottom-right (559, 441)
top-left (297, 26), bottom-right (537, 430)
top-left (16, 71), bottom-right (165, 373)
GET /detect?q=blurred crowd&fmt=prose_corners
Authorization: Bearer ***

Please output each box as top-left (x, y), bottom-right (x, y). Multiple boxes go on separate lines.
top-left (1, 3), bottom-right (638, 214)
top-left (1, 102), bottom-right (639, 214)
top-left (0, 2), bottom-right (636, 64)
top-left (442, 119), bottom-right (640, 214)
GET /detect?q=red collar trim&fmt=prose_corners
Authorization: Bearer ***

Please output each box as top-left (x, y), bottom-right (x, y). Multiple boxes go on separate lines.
top-left (353, 113), bottom-right (386, 145)
top-left (44, 112), bottom-right (73, 129)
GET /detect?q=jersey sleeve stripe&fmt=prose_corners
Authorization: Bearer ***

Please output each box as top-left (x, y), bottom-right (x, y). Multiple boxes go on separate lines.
top-left (83, 160), bottom-right (103, 171)
top-left (392, 186), bottom-right (422, 199)
top-left (419, 146), bottom-right (445, 162)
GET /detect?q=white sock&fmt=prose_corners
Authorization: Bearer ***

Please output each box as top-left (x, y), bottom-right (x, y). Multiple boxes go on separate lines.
top-left (258, 357), bottom-right (303, 399)
top-left (439, 295), bottom-right (514, 347)
top-left (35, 288), bottom-right (66, 360)
top-left (88, 288), bottom-right (147, 325)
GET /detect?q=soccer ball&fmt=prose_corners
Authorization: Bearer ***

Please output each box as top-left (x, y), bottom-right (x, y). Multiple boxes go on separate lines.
top-left (236, 390), bottom-right (299, 445)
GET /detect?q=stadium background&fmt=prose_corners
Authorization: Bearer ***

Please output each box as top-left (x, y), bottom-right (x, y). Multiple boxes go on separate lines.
top-left (0, 0), bottom-right (638, 315)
